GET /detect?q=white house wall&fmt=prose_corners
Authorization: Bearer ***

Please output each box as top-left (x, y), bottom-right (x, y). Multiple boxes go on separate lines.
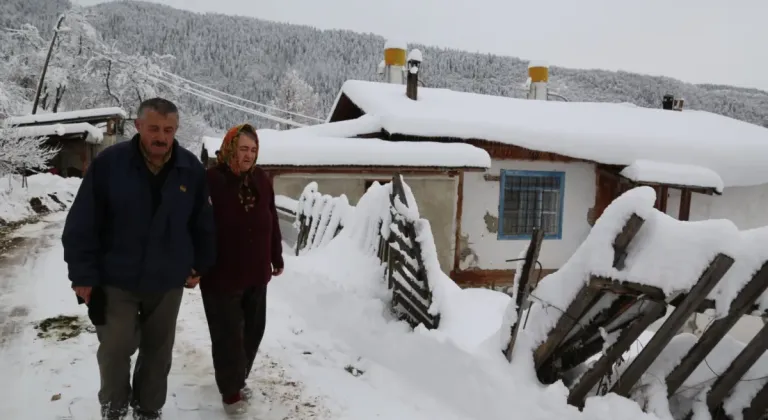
top-left (664, 185), bottom-right (768, 229)
top-left (459, 159), bottom-right (596, 271)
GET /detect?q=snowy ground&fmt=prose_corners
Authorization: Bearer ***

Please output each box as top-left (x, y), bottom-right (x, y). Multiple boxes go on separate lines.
top-left (0, 212), bottom-right (657, 420)
top-left (0, 174), bottom-right (80, 225)
top-left (0, 180), bottom-right (764, 420)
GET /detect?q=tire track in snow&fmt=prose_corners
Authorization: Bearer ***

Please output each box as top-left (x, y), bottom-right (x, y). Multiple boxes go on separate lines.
top-left (0, 219), bottom-right (63, 348)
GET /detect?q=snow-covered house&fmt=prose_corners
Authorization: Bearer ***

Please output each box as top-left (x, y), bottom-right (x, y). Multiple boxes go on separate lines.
top-left (201, 129), bottom-right (491, 273)
top-left (315, 75), bottom-right (768, 286)
top-left (3, 107), bottom-right (127, 177)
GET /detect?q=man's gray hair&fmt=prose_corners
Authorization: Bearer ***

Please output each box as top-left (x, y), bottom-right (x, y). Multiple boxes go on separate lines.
top-left (137, 98), bottom-right (179, 118)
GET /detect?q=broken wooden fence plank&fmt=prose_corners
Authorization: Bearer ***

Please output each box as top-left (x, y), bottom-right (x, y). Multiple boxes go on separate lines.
top-left (702, 321), bottom-right (768, 417)
top-left (557, 295), bottom-right (640, 372)
top-left (610, 253), bottom-right (735, 398)
top-left (516, 228), bottom-right (545, 308)
top-left (741, 377), bottom-right (768, 420)
top-left (534, 213), bottom-right (646, 376)
top-left (590, 277), bottom-right (667, 301)
top-left (534, 285), bottom-right (602, 377)
top-left (612, 213), bottom-right (645, 270)
top-left (666, 261), bottom-right (768, 396)
top-left (505, 228), bottom-right (545, 361)
top-left (567, 300), bottom-right (667, 408)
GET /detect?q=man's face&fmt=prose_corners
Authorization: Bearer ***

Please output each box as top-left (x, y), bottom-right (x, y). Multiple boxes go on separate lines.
top-left (134, 109), bottom-right (179, 158)
top-left (235, 134), bottom-right (258, 172)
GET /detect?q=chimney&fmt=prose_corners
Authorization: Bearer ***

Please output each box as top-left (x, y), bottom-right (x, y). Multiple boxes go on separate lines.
top-left (662, 94), bottom-right (674, 110)
top-left (527, 61), bottom-right (549, 100)
top-left (406, 49), bottom-right (422, 100)
top-left (383, 39), bottom-right (407, 84)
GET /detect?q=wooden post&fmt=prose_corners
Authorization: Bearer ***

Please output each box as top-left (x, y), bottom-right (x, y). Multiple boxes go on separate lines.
top-left (452, 171), bottom-right (465, 274)
top-left (32, 15), bottom-right (65, 114)
top-left (659, 186), bottom-right (668, 213)
top-left (665, 261), bottom-right (768, 395)
top-left (610, 254), bottom-right (734, 397)
top-left (505, 227), bottom-right (544, 361)
top-left (679, 188), bottom-right (692, 221)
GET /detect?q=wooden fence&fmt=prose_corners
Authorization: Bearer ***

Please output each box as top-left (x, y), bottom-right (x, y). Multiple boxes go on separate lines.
top-left (294, 182), bottom-right (350, 256)
top-left (293, 174), bottom-right (440, 330)
top-left (527, 213), bottom-right (768, 419)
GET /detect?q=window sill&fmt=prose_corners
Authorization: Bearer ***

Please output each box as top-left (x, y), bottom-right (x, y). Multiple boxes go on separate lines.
top-left (497, 234), bottom-right (562, 241)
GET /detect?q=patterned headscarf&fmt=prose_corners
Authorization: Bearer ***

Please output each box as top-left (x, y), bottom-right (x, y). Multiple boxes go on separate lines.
top-left (217, 123), bottom-right (259, 175)
top-left (217, 123), bottom-right (259, 211)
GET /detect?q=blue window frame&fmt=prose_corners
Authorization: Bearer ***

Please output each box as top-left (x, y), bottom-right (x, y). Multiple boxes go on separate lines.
top-left (498, 170), bottom-right (565, 240)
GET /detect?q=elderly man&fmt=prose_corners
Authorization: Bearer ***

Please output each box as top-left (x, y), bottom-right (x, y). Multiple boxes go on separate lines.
top-left (62, 98), bottom-right (216, 420)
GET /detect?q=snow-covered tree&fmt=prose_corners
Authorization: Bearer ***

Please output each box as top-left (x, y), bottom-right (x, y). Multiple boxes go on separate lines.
top-left (0, 124), bottom-right (60, 176)
top-left (268, 69), bottom-right (322, 130)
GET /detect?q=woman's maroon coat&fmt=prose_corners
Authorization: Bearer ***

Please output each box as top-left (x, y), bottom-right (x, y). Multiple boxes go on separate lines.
top-left (201, 165), bottom-right (283, 293)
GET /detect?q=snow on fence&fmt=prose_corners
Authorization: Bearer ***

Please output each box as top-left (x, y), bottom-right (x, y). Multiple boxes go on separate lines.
top-left (519, 186), bottom-right (768, 419)
top-left (376, 174), bottom-right (440, 330)
top-left (294, 182), bottom-right (353, 255)
top-left (292, 175), bottom-right (441, 330)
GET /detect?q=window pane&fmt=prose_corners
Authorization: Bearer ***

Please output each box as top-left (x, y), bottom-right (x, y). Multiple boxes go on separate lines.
top-left (500, 172), bottom-right (563, 237)
top-left (504, 190), bottom-right (521, 209)
top-left (541, 213), bottom-right (558, 235)
top-left (541, 190), bottom-right (560, 212)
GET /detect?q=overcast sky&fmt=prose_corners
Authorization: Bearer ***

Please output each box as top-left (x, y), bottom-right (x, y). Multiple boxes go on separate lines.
top-left (73, 0), bottom-right (767, 91)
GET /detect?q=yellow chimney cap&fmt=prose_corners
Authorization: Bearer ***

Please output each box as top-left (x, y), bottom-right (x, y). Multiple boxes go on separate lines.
top-left (528, 60), bottom-right (549, 83)
top-left (384, 38), bottom-right (407, 66)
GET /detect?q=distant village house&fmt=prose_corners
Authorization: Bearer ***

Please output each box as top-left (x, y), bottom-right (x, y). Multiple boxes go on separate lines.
top-left (203, 42), bottom-right (768, 287)
top-left (3, 107), bottom-right (127, 177)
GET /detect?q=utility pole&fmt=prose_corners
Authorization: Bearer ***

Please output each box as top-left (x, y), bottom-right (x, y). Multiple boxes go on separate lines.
top-left (31, 14), bottom-right (66, 115)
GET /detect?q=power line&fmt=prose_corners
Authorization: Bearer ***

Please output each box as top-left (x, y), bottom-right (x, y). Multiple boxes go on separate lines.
top-left (158, 69), bottom-right (325, 122)
top-left (140, 71), bottom-right (308, 127)
top-left (91, 51), bottom-right (317, 127)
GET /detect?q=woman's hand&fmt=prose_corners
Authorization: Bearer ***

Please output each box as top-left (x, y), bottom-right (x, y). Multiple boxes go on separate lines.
top-left (272, 266), bottom-right (283, 276)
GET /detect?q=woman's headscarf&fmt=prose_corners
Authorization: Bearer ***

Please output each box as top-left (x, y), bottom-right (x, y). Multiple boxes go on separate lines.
top-left (217, 123), bottom-right (259, 175)
top-left (217, 123), bottom-right (259, 211)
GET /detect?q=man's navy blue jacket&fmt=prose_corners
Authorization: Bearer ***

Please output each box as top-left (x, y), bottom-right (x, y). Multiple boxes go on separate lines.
top-left (62, 136), bottom-right (216, 293)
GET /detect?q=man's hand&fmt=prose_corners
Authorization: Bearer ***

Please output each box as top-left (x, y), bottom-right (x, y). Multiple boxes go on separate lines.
top-left (185, 269), bottom-right (201, 289)
top-left (272, 266), bottom-right (284, 276)
top-left (73, 286), bottom-right (92, 304)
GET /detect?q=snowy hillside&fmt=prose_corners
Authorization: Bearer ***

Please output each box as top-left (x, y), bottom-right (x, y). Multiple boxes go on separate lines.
top-left (3, 0), bottom-right (768, 134)
top-left (86, 1), bottom-right (768, 130)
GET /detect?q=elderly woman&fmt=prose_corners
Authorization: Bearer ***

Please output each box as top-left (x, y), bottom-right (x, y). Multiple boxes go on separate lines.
top-left (201, 123), bottom-right (284, 415)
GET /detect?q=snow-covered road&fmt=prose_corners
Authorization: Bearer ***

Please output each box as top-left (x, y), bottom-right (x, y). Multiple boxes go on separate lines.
top-left (0, 205), bottom-right (723, 420)
top-left (0, 214), bottom-right (332, 420)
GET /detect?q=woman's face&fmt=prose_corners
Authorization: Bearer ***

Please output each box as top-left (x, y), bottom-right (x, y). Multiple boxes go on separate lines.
top-left (234, 133), bottom-right (258, 172)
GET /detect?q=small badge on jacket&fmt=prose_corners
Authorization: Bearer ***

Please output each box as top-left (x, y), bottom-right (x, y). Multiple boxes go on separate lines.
top-left (179, 185), bottom-right (187, 192)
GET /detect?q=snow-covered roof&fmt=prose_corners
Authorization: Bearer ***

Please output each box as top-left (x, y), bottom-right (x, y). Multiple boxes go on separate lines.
top-left (201, 130), bottom-right (491, 169)
top-left (10, 123), bottom-right (104, 144)
top-left (620, 160), bottom-right (724, 193)
top-left (3, 107), bottom-right (127, 126)
top-left (281, 114), bottom-right (381, 138)
top-left (335, 80), bottom-right (768, 188)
